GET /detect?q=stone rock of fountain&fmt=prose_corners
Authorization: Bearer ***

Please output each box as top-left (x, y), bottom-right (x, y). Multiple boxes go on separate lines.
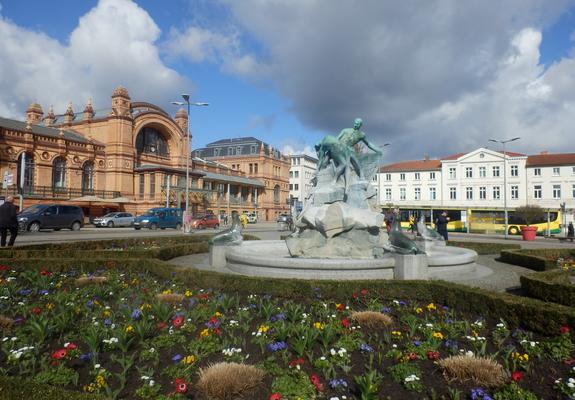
top-left (415, 214), bottom-right (446, 252)
top-left (209, 212), bottom-right (243, 269)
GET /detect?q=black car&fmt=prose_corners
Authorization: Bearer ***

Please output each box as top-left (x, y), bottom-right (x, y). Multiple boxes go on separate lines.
top-left (18, 204), bottom-right (85, 232)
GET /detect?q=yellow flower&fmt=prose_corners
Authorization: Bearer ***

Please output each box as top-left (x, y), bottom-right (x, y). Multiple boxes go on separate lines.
top-left (183, 355), bottom-right (196, 364)
top-left (46, 303), bottom-right (55, 311)
top-left (125, 325), bottom-right (134, 333)
top-left (432, 332), bottom-right (444, 340)
top-left (415, 308), bottom-right (423, 314)
top-left (95, 375), bottom-right (106, 387)
top-left (102, 309), bottom-right (111, 317)
top-left (162, 289), bottom-right (172, 295)
top-left (391, 330), bottom-right (402, 337)
top-left (140, 303), bottom-right (152, 310)
top-left (427, 303), bottom-right (437, 311)
top-left (131, 278), bottom-right (138, 285)
top-left (214, 311), bottom-right (222, 317)
top-left (55, 282), bottom-right (62, 288)
top-left (313, 322), bottom-right (325, 330)
top-left (185, 290), bottom-right (193, 297)
top-left (200, 328), bottom-right (210, 338)
top-left (257, 325), bottom-right (270, 334)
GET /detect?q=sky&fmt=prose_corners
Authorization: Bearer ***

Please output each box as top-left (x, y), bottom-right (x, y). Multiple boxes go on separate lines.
top-left (1, 0), bottom-right (575, 162)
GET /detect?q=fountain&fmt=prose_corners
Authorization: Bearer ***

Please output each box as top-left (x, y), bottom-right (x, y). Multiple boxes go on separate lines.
top-left (207, 119), bottom-right (477, 280)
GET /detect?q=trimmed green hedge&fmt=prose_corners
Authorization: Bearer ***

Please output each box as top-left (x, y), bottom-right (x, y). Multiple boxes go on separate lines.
top-left (0, 376), bottom-right (104, 400)
top-left (500, 248), bottom-right (575, 271)
top-left (447, 241), bottom-right (521, 255)
top-left (520, 270), bottom-right (575, 307)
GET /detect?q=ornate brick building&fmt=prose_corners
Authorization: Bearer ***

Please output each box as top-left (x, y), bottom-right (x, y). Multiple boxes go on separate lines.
top-left (192, 137), bottom-right (290, 221)
top-left (0, 87), bottom-right (265, 220)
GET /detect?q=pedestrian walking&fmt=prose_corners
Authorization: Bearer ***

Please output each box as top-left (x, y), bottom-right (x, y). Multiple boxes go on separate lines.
top-left (568, 221), bottom-right (574, 242)
top-left (435, 211), bottom-right (450, 241)
top-left (223, 214), bottom-right (228, 226)
top-left (0, 196), bottom-right (19, 247)
top-left (409, 214), bottom-right (415, 234)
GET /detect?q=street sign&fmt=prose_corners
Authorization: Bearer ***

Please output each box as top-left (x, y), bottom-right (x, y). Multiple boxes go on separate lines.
top-left (2, 171), bottom-right (13, 189)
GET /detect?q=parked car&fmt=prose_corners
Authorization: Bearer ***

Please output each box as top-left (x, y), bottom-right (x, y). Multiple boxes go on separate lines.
top-left (18, 204), bottom-right (84, 232)
top-left (133, 208), bottom-right (183, 230)
top-left (92, 212), bottom-right (135, 228)
top-left (244, 212), bottom-right (258, 223)
top-left (191, 214), bottom-right (220, 229)
top-left (276, 214), bottom-right (291, 223)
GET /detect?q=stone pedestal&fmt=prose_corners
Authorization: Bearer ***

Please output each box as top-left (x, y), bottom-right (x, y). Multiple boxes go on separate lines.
top-left (209, 244), bottom-right (227, 269)
top-left (394, 254), bottom-right (428, 279)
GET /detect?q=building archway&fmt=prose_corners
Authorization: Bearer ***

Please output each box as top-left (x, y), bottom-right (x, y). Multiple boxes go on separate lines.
top-left (52, 156), bottom-right (66, 190)
top-left (17, 152), bottom-right (35, 193)
top-left (82, 161), bottom-right (95, 194)
top-left (273, 184), bottom-right (280, 203)
top-left (135, 126), bottom-right (169, 157)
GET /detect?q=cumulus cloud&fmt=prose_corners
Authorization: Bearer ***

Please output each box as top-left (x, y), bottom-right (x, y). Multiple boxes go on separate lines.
top-left (0, 0), bottom-right (187, 119)
top-left (197, 0), bottom-right (575, 160)
top-left (281, 142), bottom-right (316, 158)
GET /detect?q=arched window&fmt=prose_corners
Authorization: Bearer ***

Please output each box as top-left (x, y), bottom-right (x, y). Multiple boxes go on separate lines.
top-left (273, 184), bottom-right (280, 203)
top-left (135, 127), bottom-right (169, 157)
top-left (82, 161), bottom-right (94, 193)
top-left (17, 152), bottom-right (34, 193)
top-left (52, 157), bottom-right (66, 190)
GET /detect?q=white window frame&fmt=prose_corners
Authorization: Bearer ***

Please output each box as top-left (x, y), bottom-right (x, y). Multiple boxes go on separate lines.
top-left (510, 165), bottom-right (518, 177)
top-left (511, 185), bottom-right (519, 199)
top-left (534, 168), bottom-right (541, 176)
top-left (493, 186), bottom-right (500, 200)
top-left (465, 167), bottom-right (473, 178)
top-left (479, 167), bottom-right (486, 178)
top-left (533, 185), bottom-right (542, 199)
top-left (466, 187), bottom-right (473, 200)
top-left (400, 173), bottom-right (406, 181)
top-left (449, 187), bottom-right (456, 200)
top-left (414, 172), bottom-right (420, 181)
top-left (400, 188), bottom-right (406, 200)
top-left (429, 172), bottom-right (436, 180)
top-left (449, 167), bottom-right (456, 179)
top-left (553, 167), bottom-right (560, 176)
top-left (479, 186), bottom-right (486, 200)
top-left (429, 187), bottom-right (436, 200)
top-left (492, 166), bottom-right (500, 177)
top-left (414, 187), bottom-right (421, 200)
top-left (553, 184), bottom-right (561, 199)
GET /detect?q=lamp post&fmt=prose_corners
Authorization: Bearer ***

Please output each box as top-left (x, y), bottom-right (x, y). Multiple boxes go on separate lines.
top-left (172, 95), bottom-right (209, 233)
top-left (488, 137), bottom-right (520, 239)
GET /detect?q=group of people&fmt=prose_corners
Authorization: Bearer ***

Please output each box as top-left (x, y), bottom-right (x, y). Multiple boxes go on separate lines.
top-left (384, 208), bottom-right (450, 241)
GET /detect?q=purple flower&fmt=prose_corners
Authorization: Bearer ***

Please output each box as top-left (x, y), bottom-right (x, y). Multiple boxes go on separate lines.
top-left (172, 354), bottom-right (183, 363)
top-left (360, 343), bottom-right (374, 352)
top-left (19, 289), bottom-right (32, 296)
top-left (470, 388), bottom-right (493, 400)
top-left (38, 289), bottom-right (49, 295)
top-left (104, 318), bottom-right (112, 327)
top-left (270, 312), bottom-right (286, 322)
top-left (131, 309), bottom-right (142, 320)
top-left (329, 378), bottom-right (348, 389)
top-left (381, 307), bottom-right (392, 313)
top-left (267, 341), bottom-right (287, 352)
top-left (413, 340), bottom-right (421, 347)
top-left (80, 353), bottom-right (93, 362)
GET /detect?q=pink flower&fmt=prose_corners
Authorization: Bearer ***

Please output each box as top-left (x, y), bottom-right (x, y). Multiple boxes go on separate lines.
top-left (172, 315), bottom-right (184, 328)
top-left (269, 394), bottom-right (282, 400)
top-left (65, 343), bottom-right (77, 350)
top-left (560, 326), bottom-right (570, 334)
top-left (51, 349), bottom-right (67, 360)
top-left (175, 378), bottom-right (188, 394)
top-left (511, 371), bottom-right (524, 382)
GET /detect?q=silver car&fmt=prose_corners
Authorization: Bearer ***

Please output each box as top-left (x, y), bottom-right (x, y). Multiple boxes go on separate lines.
top-left (92, 212), bottom-right (134, 228)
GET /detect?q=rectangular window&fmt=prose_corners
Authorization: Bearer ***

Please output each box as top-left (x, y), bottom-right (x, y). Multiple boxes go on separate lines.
top-left (449, 167), bottom-right (456, 179)
top-left (386, 173), bottom-right (391, 181)
top-left (479, 166), bottom-right (486, 178)
top-left (227, 147), bottom-right (234, 156)
top-left (466, 187), bottom-right (473, 200)
top-left (400, 188), bottom-right (406, 200)
top-left (149, 173), bottom-right (155, 200)
top-left (289, 171), bottom-right (293, 178)
top-left (385, 188), bottom-right (392, 201)
top-left (553, 167), bottom-right (560, 176)
top-left (400, 173), bottom-right (406, 181)
top-left (534, 185), bottom-right (542, 199)
top-left (429, 187), bottom-right (436, 200)
top-left (553, 184), bottom-right (561, 199)
top-left (251, 145), bottom-right (257, 154)
top-left (511, 185), bottom-right (519, 199)
top-left (294, 184), bottom-right (299, 190)
top-left (450, 187), bottom-right (456, 200)
top-left (493, 186), bottom-right (500, 200)
top-left (429, 172), bottom-right (436, 180)
top-left (511, 165), bottom-right (518, 177)
top-left (254, 164), bottom-right (258, 173)
top-left (289, 184), bottom-right (293, 190)
top-left (465, 167), bottom-right (473, 178)
top-left (534, 168), bottom-right (541, 176)
top-left (479, 187), bottom-right (486, 199)
top-left (415, 172), bottom-right (420, 180)
top-left (139, 175), bottom-right (145, 199)
top-left (414, 187), bottom-right (421, 200)
top-left (493, 166), bottom-right (500, 177)
top-left (572, 184), bottom-right (575, 198)
top-left (572, 167), bottom-right (575, 175)
top-left (294, 171), bottom-right (299, 178)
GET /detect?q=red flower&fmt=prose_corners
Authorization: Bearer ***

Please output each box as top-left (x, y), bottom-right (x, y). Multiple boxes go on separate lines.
top-left (289, 358), bottom-right (305, 367)
top-left (360, 289), bottom-right (368, 296)
top-left (199, 293), bottom-right (209, 301)
top-left (175, 378), bottom-right (188, 394)
top-left (51, 349), bottom-right (67, 360)
top-left (31, 307), bottom-right (42, 315)
top-left (426, 351), bottom-right (440, 361)
top-left (156, 322), bottom-right (167, 330)
top-left (310, 374), bottom-right (323, 391)
top-left (40, 269), bottom-right (51, 276)
top-left (341, 318), bottom-right (350, 328)
top-left (269, 394), bottom-right (282, 400)
top-left (408, 352), bottom-right (418, 361)
top-left (511, 371), bottom-right (524, 382)
top-left (172, 315), bottom-right (184, 328)
top-left (560, 326), bottom-right (570, 334)
top-left (212, 327), bottom-right (221, 336)
top-left (0, 265), bottom-right (8, 271)
top-left (65, 343), bottom-right (77, 350)
top-left (352, 292), bottom-right (358, 299)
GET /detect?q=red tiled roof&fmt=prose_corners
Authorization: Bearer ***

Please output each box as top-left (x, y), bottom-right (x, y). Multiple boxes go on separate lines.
top-left (526, 153), bottom-right (575, 167)
top-left (440, 152), bottom-right (466, 160)
top-left (380, 159), bottom-right (441, 172)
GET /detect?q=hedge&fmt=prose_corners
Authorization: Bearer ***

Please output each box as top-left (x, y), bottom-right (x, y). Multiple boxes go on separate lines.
top-left (447, 241), bottom-right (521, 255)
top-left (0, 376), bottom-right (104, 400)
top-left (520, 270), bottom-right (575, 307)
top-left (500, 248), bottom-right (575, 271)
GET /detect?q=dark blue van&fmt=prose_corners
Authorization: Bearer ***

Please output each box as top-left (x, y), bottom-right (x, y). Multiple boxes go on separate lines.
top-left (133, 208), bottom-right (183, 230)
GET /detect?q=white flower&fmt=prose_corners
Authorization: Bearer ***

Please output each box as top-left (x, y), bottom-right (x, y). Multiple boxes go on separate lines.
top-left (466, 351), bottom-right (474, 357)
top-left (94, 363), bottom-right (101, 369)
top-left (149, 380), bottom-right (155, 387)
top-left (141, 376), bottom-right (150, 381)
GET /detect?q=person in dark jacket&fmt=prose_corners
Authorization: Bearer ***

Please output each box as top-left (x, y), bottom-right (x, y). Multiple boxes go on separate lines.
top-left (568, 221), bottom-right (574, 242)
top-left (435, 211), bottom-right (450, 241)
top-left (0, 196), bottom-right (18, 247)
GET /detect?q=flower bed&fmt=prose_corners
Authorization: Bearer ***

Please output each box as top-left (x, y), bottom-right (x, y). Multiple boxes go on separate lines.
top-left (500, 248), bottom-right (575, 272)
top-left (1, 264), bottom-right (575, 400)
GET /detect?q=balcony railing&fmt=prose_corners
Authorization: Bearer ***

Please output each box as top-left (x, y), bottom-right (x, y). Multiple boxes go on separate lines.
top-left (5, 185), bottom-right (121, 200)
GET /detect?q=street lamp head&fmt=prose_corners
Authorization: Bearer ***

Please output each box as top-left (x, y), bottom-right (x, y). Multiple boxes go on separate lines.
top-left (193, 102), bottom-right (209, 107)
top-left (171, 101), bottom-right (185, 106)
top-left (488, 139), bottom-right (498, 143)
top-left (382, 143), bottom-right (391, 147)
top-left (510, 137), bottom-right (521, 142)
top-left (181, 94), bottom-right (190, 102)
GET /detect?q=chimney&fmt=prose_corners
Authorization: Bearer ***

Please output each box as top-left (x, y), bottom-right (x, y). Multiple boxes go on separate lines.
top-left (424, 152), bottom-right (430, 161)
top-left (26, 102), bottom-right (44, 124)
